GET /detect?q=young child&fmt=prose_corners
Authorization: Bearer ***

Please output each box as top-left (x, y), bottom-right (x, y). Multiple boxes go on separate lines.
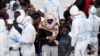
top-left (58, 24), bottom-right (72, 56)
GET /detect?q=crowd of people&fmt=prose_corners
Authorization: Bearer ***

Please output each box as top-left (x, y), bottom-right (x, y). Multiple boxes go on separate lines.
top-left (0, 0), bottom-right (100, 56)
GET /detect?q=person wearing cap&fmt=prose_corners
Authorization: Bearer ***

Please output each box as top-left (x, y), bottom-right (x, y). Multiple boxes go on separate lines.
top-left (37, 13), bottom-right (59, 56)
top-left (17, 16), bottom-right (36, 56)
top-left (69, 0), bottom-right (89, 56)
top-left (87, 5), bottom-right (100, 56)
top-left (7, 1), bottom-right (19, 21)
top-left (7, 19), bottom-right (21, 56)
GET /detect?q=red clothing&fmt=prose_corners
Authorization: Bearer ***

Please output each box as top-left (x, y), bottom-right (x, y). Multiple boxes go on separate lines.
top-left (3, 13), bottom-right (9, 24)
top-left (83, 0), bottom-right (94, 15)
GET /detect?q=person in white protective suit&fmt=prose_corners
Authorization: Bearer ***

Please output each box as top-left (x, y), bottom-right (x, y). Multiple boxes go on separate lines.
top-left (7, 19), bottom-right (21, 56)
top-left (0, 16), bottom-right (9, 56)
top-left (17, 16), bottom-right (36, 56)
top-left (87, 5), bottom-right (100, 56)
top-left (44, 0), bottom-right (63, 24)
top-left (16, 9), bottom-right (26, 29)
top-left (70, 5), bottom-right (89, 56)
top-left (7, 1), bottom-right (19, 21)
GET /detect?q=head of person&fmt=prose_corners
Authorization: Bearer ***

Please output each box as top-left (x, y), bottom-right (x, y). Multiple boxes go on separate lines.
top-left (16, 9), bottom-right (25, 25)
top-left (59, 19), bottom-right (65, 27)
top-left (17, 16), bottom-right (32, 26)
top-left (64, 9), bottom-right (72, 24)
top-left (60, 24), bottom-right (70, 37)
top-left (32, 15), bottom-right (41, 24)
top-left (70, 5), bottom-right (80, 20)
top-left (28, 5), bottom-right (36, 16)
top-left (10, 1), bottom-right (19, 11)
top-left (39, 9), bottom-right (45, 17)
top-left (45, 13), bottom-right (55, 25)
top-left (6, 19), bottom-right (13, 30)
top-left (74, 0), bottom-right (86, 11)
top-left (89, 6), bottom-right (97, 15)
top-left (14, 11), bottom-right (21, 20)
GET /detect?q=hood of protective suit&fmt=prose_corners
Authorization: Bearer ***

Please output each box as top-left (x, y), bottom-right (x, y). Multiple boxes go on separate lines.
top-left (16, 9), bottom-right (25, 24)
top-left (70, 5), bottom-right (80, 20)
top-left (22, 16), bottom-right (32, 25)
top-left (89, 6), bottom-right (97, 19)
top-left (9, 1), bottom-right (16, 10)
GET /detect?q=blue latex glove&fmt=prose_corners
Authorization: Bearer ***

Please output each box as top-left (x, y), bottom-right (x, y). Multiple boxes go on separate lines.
top-left (12, 37), bottom-right (19, 43)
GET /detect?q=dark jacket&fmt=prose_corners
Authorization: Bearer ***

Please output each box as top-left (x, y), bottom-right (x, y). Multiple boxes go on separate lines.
top-left (58, 35), bottom-right (72, 56)
top-left (37, 29), bottom-right (58, 46)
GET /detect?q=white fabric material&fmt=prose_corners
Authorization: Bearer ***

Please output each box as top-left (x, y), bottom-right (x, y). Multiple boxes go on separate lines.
top-left (19, 17), bottom-right (36, 56)
top-left (22, 16), bottom-right (32, 25)
top-left (70, 5), bottom-right (89, 56)
top-left (7, 19), bottom-right (13, 24)
top-left (8, 27), bottom-right (21, 56)
top-left (16, 9), bottom-right (25, 29)
top-left (70, 5), bottom-right (80, 20)
top-left (16, 9), bottom-right (25, 24)
top-left (0, 19), bottom-right (9, 56)
top-left (87, 6), bottom-right (100, 56)
top-left (7, 1), bottom-right (17, 21)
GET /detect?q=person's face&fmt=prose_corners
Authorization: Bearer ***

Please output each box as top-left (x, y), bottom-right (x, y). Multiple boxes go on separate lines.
top-left (60, 20), bottom-right (65, 26)
top-left (61, 27), bottom-right (69, 36)
top-left (13, 7), bottom-right (18, 11)
top-left (14, 12), bottom-right (20, 19)
top-left (47, 19), bottom-right (53, 24)
top-left (0, 7), bottom-right (6, 17)
top-left (28, 7), bottom-right (36, 15)
top-left (13, 3), bottom-right (19, 11)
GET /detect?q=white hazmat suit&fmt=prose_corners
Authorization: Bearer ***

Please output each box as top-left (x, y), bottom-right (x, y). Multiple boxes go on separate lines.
top-left (87, 6), bottom-right (100, 56)
top-left (7, 19), bottom-right (21, 56)
top-left (17, 16), bottom-right (36, 56)
top-left (70, 5), bottom-right (89, 56)
top-left (0, 18), bottom-right (9, 56)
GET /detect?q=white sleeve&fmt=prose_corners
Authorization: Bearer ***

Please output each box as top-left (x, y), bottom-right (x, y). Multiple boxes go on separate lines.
top-left (20, 26), bottom-right (36, 44)
top-left (71, 20), bottom-right (79, 46)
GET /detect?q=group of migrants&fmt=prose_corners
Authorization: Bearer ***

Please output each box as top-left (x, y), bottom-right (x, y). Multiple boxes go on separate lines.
top-left (0, 0), bottom-right (100, 56)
